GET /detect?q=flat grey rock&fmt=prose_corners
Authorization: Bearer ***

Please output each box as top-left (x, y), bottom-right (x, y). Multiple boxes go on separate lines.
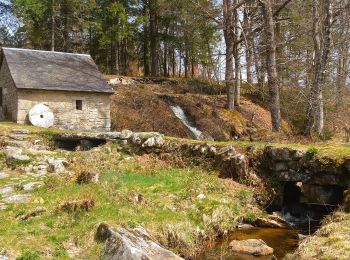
top-left (5, 147), bottom-right (31, 164)
top-left (0, 172), bottom-right (9, 179)
top-left (8, 134), bottom-right (28, 141)
top-left (2, 194), bottom-right (31, 204)
top-left (23, 182), bottom-right (43, 191)
top-left (96, 224), bottom-right (183, 260)
top-left (0, 185), bottom-right (15, 196)
top-left (11, 129), bottom-right (30, 134)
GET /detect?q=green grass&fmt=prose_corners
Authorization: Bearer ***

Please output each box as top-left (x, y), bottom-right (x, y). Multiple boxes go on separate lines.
top-left (0, 155), bottom-right (258, 259)
top-left (1, 122), bottom-right (350, 258)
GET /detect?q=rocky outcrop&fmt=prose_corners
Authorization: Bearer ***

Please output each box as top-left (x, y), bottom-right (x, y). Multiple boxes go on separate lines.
top-left (95, 223), bottom-right (183, 260)
top-left (229, 239), bottom-right (274, 256)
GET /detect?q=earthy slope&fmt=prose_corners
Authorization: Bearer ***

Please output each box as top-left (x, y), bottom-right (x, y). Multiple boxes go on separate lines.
top-left (109, 77), bottom-right (290, 141)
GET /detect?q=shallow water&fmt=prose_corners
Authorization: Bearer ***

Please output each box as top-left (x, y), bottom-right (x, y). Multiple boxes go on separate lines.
top-left (198, 227), bottom-right (300, 260)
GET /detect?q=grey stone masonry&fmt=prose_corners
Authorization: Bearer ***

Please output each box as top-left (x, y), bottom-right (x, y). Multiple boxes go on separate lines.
top-left (17, 89), bottom-right (111, 131)
top-left (0, 58), bottom-right (18, 121)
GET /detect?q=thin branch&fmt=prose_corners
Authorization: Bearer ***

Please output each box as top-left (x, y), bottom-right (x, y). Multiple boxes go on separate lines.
top-left (187, 0), bottom-right (223, 26)
top-left (235, 0), bottom-right (294, 45)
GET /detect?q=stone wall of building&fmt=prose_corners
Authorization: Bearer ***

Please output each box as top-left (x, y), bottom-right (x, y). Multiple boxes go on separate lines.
top-left (0, 59), bottom-right (19, 121)
top-left (17, 89), bottom-right (111, 131)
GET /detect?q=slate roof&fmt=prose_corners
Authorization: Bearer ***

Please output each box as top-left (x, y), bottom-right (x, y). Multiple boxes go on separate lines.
top-left (1, 47), bottom-right (114, 94)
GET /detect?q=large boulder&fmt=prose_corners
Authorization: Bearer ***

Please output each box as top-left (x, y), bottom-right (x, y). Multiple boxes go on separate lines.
top-left (142, 136), bottom-right (165, 148)
top-left (229, 239), bottom-right (274, 256)
top-left (4, 147), bottom-right (30, 165)
top-left (47, 158), bottom-right (68, 173)
top-left (254, 213), bottom-right (289, 228)
top-left (95, 223), bottom-right (183, 260)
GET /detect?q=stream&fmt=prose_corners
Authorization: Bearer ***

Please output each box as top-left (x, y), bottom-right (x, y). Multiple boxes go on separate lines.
top-left (169, 104), bottom-right (203, 139)
top-left (198, 227), bottom-right (300, 260)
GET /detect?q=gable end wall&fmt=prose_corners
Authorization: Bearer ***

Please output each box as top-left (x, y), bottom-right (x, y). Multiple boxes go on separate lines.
top-left (0, 58), bottom-right (19, 121)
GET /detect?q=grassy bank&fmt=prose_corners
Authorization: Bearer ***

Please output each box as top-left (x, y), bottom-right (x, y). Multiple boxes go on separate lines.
top-left (0, 140), bottom-right (260, 259)
top-left (285, 210), bottom-right (350, 260)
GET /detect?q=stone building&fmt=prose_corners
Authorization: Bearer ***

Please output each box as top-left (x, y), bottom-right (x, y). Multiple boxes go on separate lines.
top-left (0, 47), bottom-right (113, 131)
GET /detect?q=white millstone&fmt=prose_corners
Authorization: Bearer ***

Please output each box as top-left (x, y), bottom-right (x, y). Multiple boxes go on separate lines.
top-left (29, 103), bottom-right (54, 128)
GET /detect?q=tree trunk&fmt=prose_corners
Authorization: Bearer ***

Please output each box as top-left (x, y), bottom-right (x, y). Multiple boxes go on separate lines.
top-left (143, 0), bottom-right (150, 76)
top-left (184, 48), bottom-right (189, 78)
top-left (62, 0), bottom-right (69, 52)
top-left (223, 0), bottom-right (235, 111)
top-left (163, 39), bottom-right (168, 77)
top-left (234, 2), bottom-right (241, 106)
top-left (336, 47), bottom-right (348, 110)
top-left (262, 0), bottom-right (281, 132)
top-left (51, 0), bottom-right (55, 51)
top-left (150, 0), bottom-right (158, 77)
top-left (305, 0), bottom-right (332, 135)
top-left (115, 41), bottom-right (120, 75)
top-left (244, 8), bottom-right (253, 84)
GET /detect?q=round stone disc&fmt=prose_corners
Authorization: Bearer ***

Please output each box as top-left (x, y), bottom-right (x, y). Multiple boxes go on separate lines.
top-left (29, 104), bottom-right (54, 128)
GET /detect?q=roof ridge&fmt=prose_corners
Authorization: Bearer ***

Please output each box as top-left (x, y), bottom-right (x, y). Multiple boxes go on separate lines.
top-left (2, 47), bottom-right (91, 57)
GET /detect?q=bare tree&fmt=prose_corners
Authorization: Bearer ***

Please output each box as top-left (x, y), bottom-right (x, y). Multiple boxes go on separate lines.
top-left (223, 0), bottom-right (235, 110)
top-left (305, 0), bottom-right (333, 135)
top-left (260, 0), bottom-right (281, 131)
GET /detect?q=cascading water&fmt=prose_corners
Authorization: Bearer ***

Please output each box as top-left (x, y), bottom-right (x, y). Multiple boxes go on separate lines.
top-left (169, 105), bottom-right (203, 140)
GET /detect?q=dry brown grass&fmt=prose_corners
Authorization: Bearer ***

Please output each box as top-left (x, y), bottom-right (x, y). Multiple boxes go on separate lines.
top-left (110, 85), bottom-right (191, 138)
top-left (109, 82), bottom-right (290, 141)
top-left (285, 210), bottom-right (350, 260)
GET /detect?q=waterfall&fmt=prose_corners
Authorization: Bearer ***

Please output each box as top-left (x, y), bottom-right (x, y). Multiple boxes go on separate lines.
top-left (169, 105), bottom-right (203, 139)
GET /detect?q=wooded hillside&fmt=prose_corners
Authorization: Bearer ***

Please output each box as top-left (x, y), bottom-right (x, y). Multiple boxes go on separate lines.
top-left (1, 0), bottom-right (349, 137)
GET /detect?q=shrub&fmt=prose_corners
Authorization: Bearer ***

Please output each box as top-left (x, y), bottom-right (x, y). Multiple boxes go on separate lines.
top-left (16, 251), bottom-right (40, 260)
top-left (306, 147), bottom-right (318, 158)
top-left (319, 129), bottom-right (335, 141)
top-left (53, 247), bottom-right (68, 257)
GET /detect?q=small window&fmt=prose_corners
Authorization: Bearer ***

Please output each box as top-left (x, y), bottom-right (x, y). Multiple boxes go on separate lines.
top-left (76, 100), bottom-right (83, 110)
top-left (0, 88), bottom-right (3, 107)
